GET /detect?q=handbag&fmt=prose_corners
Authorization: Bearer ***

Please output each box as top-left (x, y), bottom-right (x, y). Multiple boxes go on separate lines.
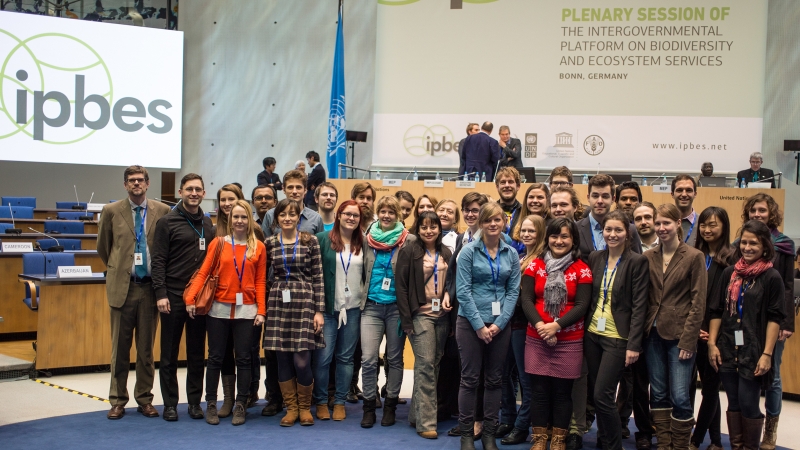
top-left (183, 236), bottom-right (224, 315)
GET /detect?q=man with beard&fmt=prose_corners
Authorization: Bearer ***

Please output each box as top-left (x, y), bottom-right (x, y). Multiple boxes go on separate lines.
top-left (550, 186), bottom-right (582, 221)
top-left (251, 185), bottom-right (277, 226)
top-left (494, 167), bottom-right (524, 254)
top-left (394, 190), bottom-right (415, 225)
top-left (670, 174), bottom-right (699, 246)
top-left (615, 181), bottom-right (642, 223)
top-left (350, 182), bottom-right (376, 234)
top-left (315, 182), bottom-right (339, 231)
top-left (633, 201), bottom-right (659, 252)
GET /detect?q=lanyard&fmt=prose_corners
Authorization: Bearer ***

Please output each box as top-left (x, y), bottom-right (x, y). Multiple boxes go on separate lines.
top-left (601, 257), bottom-right (621, 312)
top-left (505, 207), bottom-right (518, 234)
top-left (185, 217), bottom-right (204, 239)
top-left (135, 206), bottom-right (147, 247)
top-left (279, 232), bottom-right (299, 284)
top-left (426, 249), bottom-right (439, 295)
top-left (705, 254), bottom-right (712, 271)
top-left (339, 249), bottom-right (352, 282)
top-left (737, 280), bottom-right (753, 319)
top-left (373, 247), bottom-right (397, 276)
top-left (684, 215), bottom-right (696, 243)
top-left (467, 230), bottom-right (474, 243)
top-left (231, 236), bottom-right (246, 286)
top-left (590, 225), bottom-right (604, 251)
top-left (482, 242), bottom-right (499, 294)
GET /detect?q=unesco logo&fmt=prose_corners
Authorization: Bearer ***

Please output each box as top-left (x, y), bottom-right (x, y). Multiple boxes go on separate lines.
top-left (583, 135), bottom-right (605, 156)
top-left (0, 29), bottom-right (173, 143)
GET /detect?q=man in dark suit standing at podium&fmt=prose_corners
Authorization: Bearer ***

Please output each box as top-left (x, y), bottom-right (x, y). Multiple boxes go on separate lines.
top-left (304, 151), bottom-right (326, 209)
top-left (737, 151), bottom-right (775, 187)
top-left (498, 125), bottom-right (523, 169)
top-left (460, 121), bottom-right (501, 181)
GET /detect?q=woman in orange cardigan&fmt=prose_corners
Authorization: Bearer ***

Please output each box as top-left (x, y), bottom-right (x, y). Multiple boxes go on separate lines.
top-left (185, 200), bottom-right (267, 426)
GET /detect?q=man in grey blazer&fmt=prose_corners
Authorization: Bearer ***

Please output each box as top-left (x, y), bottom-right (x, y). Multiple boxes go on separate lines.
top-left (498, 125), bottom-right (523, 170)
top-left (97, 165), bottom-right (170, 420)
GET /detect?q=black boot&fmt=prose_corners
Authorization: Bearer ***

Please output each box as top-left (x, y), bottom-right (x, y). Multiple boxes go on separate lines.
top-left (361, 398), bottom-right (377, 428)
top-left (381, 397), bottom-right (398, 426)
top-left (481, 420), bottom-right (500, 450)
top-left (460, 421), bottom-right (476, 450)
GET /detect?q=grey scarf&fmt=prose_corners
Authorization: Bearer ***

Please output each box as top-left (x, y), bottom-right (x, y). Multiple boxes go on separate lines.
top-left (543, 250), bottom-right (574, 318)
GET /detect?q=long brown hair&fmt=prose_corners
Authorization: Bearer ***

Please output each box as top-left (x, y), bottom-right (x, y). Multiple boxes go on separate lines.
top-left (514, 183), bottom-right (550, 239)
top-left (329, 200), bottom-right (363, 255)
top-left (216, 184), bottom-right (245, 238)
top-left (695, 206), bottom-right (734, 266)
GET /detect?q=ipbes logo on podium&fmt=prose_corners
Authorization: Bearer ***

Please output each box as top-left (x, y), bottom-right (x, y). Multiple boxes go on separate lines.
top-left (0, 30), bottom-right (173, 144)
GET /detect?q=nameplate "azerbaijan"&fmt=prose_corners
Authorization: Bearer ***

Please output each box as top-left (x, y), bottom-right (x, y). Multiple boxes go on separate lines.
top-left (57, 266), bottom-right (92, 278)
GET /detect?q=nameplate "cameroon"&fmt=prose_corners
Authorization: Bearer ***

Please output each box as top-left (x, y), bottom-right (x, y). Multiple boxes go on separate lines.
top-left (1, 242), bottom-right (33, 252)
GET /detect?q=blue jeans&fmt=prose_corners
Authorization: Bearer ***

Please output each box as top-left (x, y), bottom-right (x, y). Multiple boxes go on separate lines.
top-left (645, 329), bottom-right (696, 420)
top-left (500, 329), bottom-right (533, 430)
top-left (360, 301), bottom-right (405, 400)
top-left (311, 308), bottom-right (361, 406)
top-left (765, 338), bottom-right (784, 417)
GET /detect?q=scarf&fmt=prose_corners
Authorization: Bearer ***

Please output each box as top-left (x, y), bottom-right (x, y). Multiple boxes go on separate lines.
top-left (771, 228), bottom-right (795, 256)
top-left (726, 257), bottom-right (773, 316)
top-left (543, 250), bottom-right (574, 318)
top-left (366, 221), bottom-right (408, 251)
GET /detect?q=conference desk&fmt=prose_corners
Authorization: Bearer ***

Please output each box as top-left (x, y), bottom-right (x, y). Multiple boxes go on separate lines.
top-left (328, 180), bottom-right (785, 240)
top-left (33, 209), bottom-right (99, 220)
top-left (0, 233), bottom-right (97, 250)
top-left (0, 218), bottom-right (98, 234)
top-left (17, 273), bottom-right (190, 369)
top-left (0, 250), bottom-right (104, 334)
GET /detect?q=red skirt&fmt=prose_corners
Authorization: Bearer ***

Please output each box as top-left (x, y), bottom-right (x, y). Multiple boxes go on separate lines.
top-left (524, 335), bottom-right (583, 379)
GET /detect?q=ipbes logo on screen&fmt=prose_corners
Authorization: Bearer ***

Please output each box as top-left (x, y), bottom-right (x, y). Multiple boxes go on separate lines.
top-left (0, 31), bottom-right (172, 143)
top-left (404, 124), bottom-right (460, 157)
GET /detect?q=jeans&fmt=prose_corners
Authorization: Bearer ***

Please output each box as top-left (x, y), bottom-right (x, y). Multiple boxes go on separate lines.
top-left (312, 308), bottom-right (361, 405)
top-left (408, 314), bottom-right (450, 432)
top-left (765, 339), bottom-right (784, 417)
top-left (456, 316), bottom-right (511, 425)
top-left (569, 357), bottom-right (590, 435)
top-left (585, 332), bottom-right (628, 450)
top-left (645, 329), bottom-right (696, 420)
top-left (360, 301), bottom-right (405, 400)
top-left (159, 291), bottom-right (207, 407)
top-left (616, 354), bottom-right (653, 439)
top-left (206, 316), bottom-right (253, 403)
top-left (500, 329), bottom-right (533, 430)
top-left (719, 371), bottom-right (763, 419)
top-left (249, 323), bottom-right (262, 389)
top-left (530, 374), bottom-right (574, 429)
top-left (692, 339), bottom-right (722, 446)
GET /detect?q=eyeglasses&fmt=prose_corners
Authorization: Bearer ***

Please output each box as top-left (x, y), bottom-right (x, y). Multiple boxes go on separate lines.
top-left (254, 196), bottom-right (274, 201)
top-left (340, 212), bottom-right (360, 219)
top-left (462, 208), bottom-right (480, 216)
top-left (127, 178), bottom-right (146, 184)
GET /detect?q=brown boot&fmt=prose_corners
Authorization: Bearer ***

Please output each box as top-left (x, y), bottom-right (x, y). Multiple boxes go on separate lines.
top-left (651, 408), bottom-right (673, 450)
top-left (670, 415), bottom-right (695, 450)
top-left (761, 414), bottom-right (779, 450)
top-left (316, 403), bottom-right (330, 420)
top-left (217, 375), bottom-right (236, 418)
top-left (332, 404), bottom-right (346, 421)
top-left (529, 427), bottom-right (549, 450)
top-left (297, 381), bottom-right (315, 426)
top-left (726, 411), bottom-right (744, 450)
top-left (550, 427), bottom-right (569, 450)
top-left (279, 379), bottom-right (299, 427)
top-left (741, 415), bottom-right (764, 450)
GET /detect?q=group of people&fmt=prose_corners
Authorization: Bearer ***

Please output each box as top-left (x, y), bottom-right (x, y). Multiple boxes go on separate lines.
top-left (97, 163), bottom-right (795, 450)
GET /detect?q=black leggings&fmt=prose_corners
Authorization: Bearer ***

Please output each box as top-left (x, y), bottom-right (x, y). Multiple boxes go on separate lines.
top-left (530, 374), bottom-right (574, 429)
top-left (719, 371), bottom-right (763, 420)
top-left (206, 317), bottom-right (252, 403)
top-left (276, 350), bottom-right (313, 386)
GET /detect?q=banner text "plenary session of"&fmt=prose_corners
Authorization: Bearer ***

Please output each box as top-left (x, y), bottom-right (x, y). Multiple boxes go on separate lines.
top-left (562, 7), bottom-right (731, 22)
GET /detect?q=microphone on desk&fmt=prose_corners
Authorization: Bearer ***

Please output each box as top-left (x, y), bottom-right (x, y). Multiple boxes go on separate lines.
top-left (79, 192), bottom-right (94, 221)
top-left (33, 241), bottom-right (50, 278)
top-left (405, 166), bottom-right (416, 180)
top-left (754, 172), bottom-right (782, 184)
top-left (447, 172), bottom-right (477, 181)
top-left (72, 185), bottom-right (84, 209)
top-left (5, 203), bottom-right (22, 235)
top-left (155, 198), bottom-right (181, 210)
top-left (28, 227), bottom-right (64, 252)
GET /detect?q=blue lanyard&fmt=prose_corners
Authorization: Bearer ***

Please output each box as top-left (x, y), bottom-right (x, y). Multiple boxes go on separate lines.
top-left (505, 207), bottom-right (518, 234)
top-left (467, 231), bottom-right (474, 243)
top-left (339, 249), bottom-right (352, 281)
top-left (185, 216), bottom-right (204, 239)
top-left (373, 247), bottom-right (397, 276)
top-left (590, 225), bottom-right (605, 251)
top-left (279, 233), bottom-right (299, 284)
top-left (737, 280), bottom-right (753, 319)
top-left (135, 206), bottom-right (147, 248)
top-left (426, 249), bottom-right (439, 295)
top-left (684, 215), bottom-right (696, 243)
top-left (705, 254), bottom-right (712, 271)
top-left (231, 236), bottom-right (246, 286)
top-left (601, 257), bottom-right (621, 312)
top-left (482, 242), bottom-right (499, 295)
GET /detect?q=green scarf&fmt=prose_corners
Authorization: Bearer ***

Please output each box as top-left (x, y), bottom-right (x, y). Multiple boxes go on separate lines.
top-left (367, 221), bottom-right (408, 250)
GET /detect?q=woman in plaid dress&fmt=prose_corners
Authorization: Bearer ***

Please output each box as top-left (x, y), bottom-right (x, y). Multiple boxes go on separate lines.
top-left (263, 199), bottom-right (325, 427)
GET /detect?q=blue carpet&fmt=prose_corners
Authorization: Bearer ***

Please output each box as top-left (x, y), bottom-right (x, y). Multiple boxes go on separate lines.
top-left (1, 401), bottom-right (790, 449)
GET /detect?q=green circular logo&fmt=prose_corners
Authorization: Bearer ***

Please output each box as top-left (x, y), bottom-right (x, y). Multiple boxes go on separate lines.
top-left (404, 124), bottom-right (455, 157)
top-left (0, 29), bottom-right (113, 144)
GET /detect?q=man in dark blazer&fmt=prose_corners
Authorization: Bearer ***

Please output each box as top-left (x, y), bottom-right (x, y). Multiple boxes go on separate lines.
top-left (736, 151), bottom-right (775, 187)
top-left (459, 121), bottom-right (501, 181)
top-left (304, 150), bottom-right (326, 208)
top-left (497, 125), bottom-right (523, 169)
top-left (577, 174), bottom-right (643, 261)
top-left (257, 156), bottom-right (282, 191)
top-left (97, 165), bottom-right (170, 420)
top-left (458, 122), bottom-right (480, 177)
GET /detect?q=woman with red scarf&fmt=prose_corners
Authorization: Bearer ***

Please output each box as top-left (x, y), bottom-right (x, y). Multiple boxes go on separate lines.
top-left (708, 220), bottom-right (785, 450)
